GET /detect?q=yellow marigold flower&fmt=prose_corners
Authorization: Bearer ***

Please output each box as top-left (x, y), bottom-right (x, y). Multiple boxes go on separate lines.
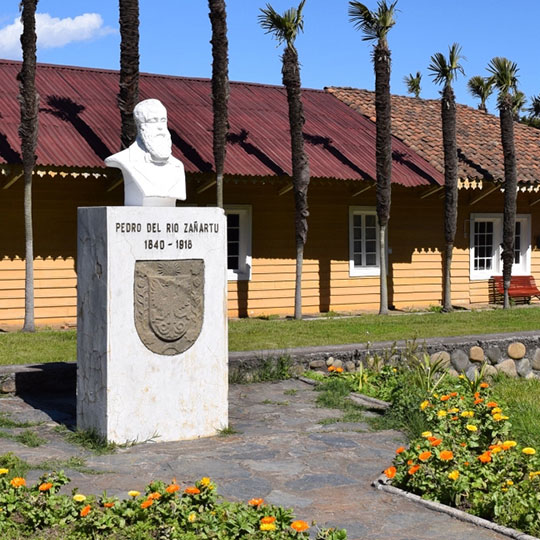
top-left (421, 431), bottom-right (432, 438)
top-left (200, 477), bottom-right (211, 486)
top-left (461, 411), bottom-right (474, 418)
top-left (523, 447), bottom-right (536, 455)
top-left (506, 480), bottom-right (514, 486)
top-left (437, 410), bottom-right (447, 418)
top-left (420, 400), bottom-right (430, 410)
top-left (188, 512), bottom-right (197, 523)
top-left (73, 494), bottom-right (87, 502)
top-left (458, 374), bottom-right (466, 379)
top-left (260, 523), bottom-right (277, 531)
top-left (448, 407), bottom-right (459, 413)
top-left (291, 520), bottom-right (310, 532)
top-left (466, 425), bottom-right (478, 432)
top-left (491, 407), bottom-right (502, 414)
top-left (128, 490), bottom-right (140, 498)
top-left (448, 470), bottom-right (460, 481)
top-left (493, 413), bottom-right (503, 421)
top-left (492, 446), bottom-right (503, 454)
top-left (529, 471), bottom-right (540, 479)
top-left (10, 477), bottom-right (26, 488)
top-left (0, 468), bottom-right (8, 475)
top-left (501, 440), bottom-right (517, 449)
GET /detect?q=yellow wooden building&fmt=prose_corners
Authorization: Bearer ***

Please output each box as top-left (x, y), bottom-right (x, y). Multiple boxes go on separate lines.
top-left (1, 61), bottom-right (540, 328)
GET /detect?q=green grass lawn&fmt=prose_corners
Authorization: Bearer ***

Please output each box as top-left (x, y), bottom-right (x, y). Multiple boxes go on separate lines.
top-left (1, 306), bottom-right (539, 365)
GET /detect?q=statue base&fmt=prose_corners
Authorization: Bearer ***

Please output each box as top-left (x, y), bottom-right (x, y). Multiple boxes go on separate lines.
top-left (76, 207), bottom-right (228, 444)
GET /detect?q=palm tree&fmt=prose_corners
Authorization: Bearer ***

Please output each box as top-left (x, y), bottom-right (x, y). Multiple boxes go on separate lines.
top-left (259, 0), bottom-right (310, 320)
top-left (467, 75), bottom-right (493, 112)
top-left (527, 94), bottom-right (540, 118)
top-left (349, 0), bottom-right (398, 315)
top-left (487, 57), bottom-right (519, 309)
top-left (118, 0), bottom-right (139, 149)
top-left (428, 44), bottom-right (465, 313)
top-left (18, 0), bottom-right (39, 332)
top-left (512, 90), bottom-right (526, 121)
top-left (208, 0), bottom-right (230, 209)
top-left (403, 71), bottom-right (421, 98)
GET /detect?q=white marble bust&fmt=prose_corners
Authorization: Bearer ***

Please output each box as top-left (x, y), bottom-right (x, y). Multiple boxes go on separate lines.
top-left (105, 99), bottom-right (186, 207)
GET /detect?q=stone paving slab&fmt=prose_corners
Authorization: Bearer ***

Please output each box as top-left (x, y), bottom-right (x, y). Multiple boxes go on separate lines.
top-left (0, 378), bottom-right (511, 540)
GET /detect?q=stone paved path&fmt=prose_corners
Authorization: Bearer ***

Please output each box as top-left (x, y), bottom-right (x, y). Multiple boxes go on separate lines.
top-left (0, 379), bottom-right (510, 540)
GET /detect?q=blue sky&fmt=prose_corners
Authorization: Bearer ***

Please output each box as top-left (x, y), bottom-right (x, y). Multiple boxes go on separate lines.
top-left (1, 0), bottom-right (539, 113)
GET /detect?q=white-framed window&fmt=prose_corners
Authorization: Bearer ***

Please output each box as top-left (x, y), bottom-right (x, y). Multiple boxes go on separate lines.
top-left (469, 213), bottom-right (531, 280)
top-left (349, 206), bottom-right (379, 277)
top-left (225, 205), bottom-right (252, 281)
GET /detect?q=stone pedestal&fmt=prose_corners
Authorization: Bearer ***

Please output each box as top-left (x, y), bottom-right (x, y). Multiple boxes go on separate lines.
top-left (76, 207), bottom-right (228, 444)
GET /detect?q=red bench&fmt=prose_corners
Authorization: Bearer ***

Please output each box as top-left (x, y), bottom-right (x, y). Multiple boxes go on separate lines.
top-left (491, 275), bottom-right (540, 304)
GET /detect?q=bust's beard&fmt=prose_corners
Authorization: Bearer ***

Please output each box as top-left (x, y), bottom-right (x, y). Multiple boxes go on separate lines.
top-left (140, 127), bottom-right (172, 163)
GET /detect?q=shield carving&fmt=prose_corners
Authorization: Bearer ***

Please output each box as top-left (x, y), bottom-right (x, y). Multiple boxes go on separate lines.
top-left (134, 260), bottom-right (204, 355)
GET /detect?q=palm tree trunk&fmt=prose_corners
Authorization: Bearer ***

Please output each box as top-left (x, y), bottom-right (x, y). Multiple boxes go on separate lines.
top-left (18, 0), bottom-right (39, 332)
top-left (118, 0), bottom-right (139, 149)
top-left (374, 42), bottom-right (392, 315)
top-left (282, 45), bottom-right (310, 320)
top-left (209, 0), bottom-right (230, 209)
top-left (441, 83), bottom-right (458, 312)
top-left (499, 96), bottom-right (517, 309)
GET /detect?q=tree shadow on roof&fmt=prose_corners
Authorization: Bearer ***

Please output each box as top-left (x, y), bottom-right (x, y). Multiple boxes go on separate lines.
top-left (0, 132), bottom-right (21, 163)
top-left (228, 129), bottom-right (286, 176)
top-left (42, 96), bottom-right (112, 160)
top-left (303, 133), bottom-right (373, 181)
top-left (457, 148), bottom-right (494, 181)
top-left (169, 128), bottom-right (213, 173)
top-left (391, 150), bottom-right (441, 186)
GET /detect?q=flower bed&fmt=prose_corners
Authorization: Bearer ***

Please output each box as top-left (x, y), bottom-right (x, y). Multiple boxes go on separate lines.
top-left (0, 470), bottom-right (347, 539)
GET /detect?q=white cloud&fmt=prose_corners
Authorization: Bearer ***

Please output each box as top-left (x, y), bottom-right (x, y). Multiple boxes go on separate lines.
top-left (0, 13), bottom-right (115, 59)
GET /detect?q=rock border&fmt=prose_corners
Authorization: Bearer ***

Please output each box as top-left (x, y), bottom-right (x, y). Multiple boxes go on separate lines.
top-left (372, 474), bottom-right (540, 540)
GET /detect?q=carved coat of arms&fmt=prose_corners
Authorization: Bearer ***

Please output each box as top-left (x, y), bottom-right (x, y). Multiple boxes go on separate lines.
top-left (134, 260), bottom-right (204, 355)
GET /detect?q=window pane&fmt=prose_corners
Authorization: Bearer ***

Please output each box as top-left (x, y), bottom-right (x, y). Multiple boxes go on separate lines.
top-left (353, 215), bottom-right (362, 227)
top-left (474, 221), bottom-right (493, 272)
top-left (228, 256), bottom-right (239, 270)
top-left (227, 214), bottom-right (239, 227)
top-left (228, 228), bottom-right (239, 242)
top-left (366, 253), bottom-right (377, 266)
top-left (353, 254), bottom-right (362, 266)
top-left (514, 221), bottom-right (521, 264)
top-left (365, 214), bottom-right (376, 227)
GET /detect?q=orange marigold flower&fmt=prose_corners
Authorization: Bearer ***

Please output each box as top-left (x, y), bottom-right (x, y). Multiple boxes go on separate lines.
top-left (419, 451), bottom-right (432, 462)
top-left (439, 450), bottom-right (454, 461)
top-left (440, 395), bottom-right (450, 401)
top-left (384, 466), bottom-right (396, 479)
top-left (335, 367), bottom-right (344, 373)
top-left (464, 461), bottom-right (470, 466)
top-left (327, 366), bottom-right (336, 372)
top-left (449, 392), bottom-right (458, 397)
top-left (451, 416), bottom-right (459, 421)
top-left (474, 392), bottom-right (480, 398)
top-left (396, 446), bottom-right (405, 454)
top-left (38, 482), bottom-right (53, 492)
top-left (248, 498), bottom-right (264, 506)
top-left (184, 486), bottom-right (200, 495)
top-left (166, 483), bottom-right (180, 494)
top-left (478, 452), bottom-right (492, 463)
top-left (407, 459), bottom-right (414, 465)
top-left (80, 505), bottom-right (91, 517)
top-left (430, 438), bottom-right (443, 447)
top-left (260, 516), bottom-right (277, 524)
top-left (408, 465), bottom-right (421, 475)
top-left (103, 502), bottom-right (115, 508)
top-left (141, 499), bottom-right (154, 509)
top-left (460, 442), bottom-right (467, 447)
top-left (10, 477), bottom-right (26, 488)
top-left (474, 398), bottom-right (483, 405)
top-left (291, 520), bottom-right (310, 532)
top-left (147, 492), bottom-right (161, 500)
top-left (479, 382), bottom-right (489, 388)
top-left (486, 402), bottom-right (498, 408)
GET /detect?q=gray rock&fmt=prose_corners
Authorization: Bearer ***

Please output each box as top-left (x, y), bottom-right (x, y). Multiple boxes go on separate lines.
top-left (525, 372), bottom-right (537, 380)
top-left (451, 349), bottom-right (470, 374)
top-left (345, 361), bottom-right (356, 372)
top-left (496, 359), bottom-right (518, 378)
top-left (485, 346), bottom-right (502, 365)
top-left (466, 365), bottom-right (479, 381)
top-left (483, 364), bottom-right (498, 379)
top-left (332, 359), bottom-right (343, 369)
top-left (447, 367), bottom-right (459, 378)
top-left (516, 358), bottom-right (532, 378)
top-left (289, 364), bottom-right (305, 377)
top-left (309, 360), bottom-right (326, 369)
top-left (532, 349), bottom-right (540, 371)
top-left (326, 357), bottom-right (335, 366)
top-left (469, 346), bottom-right (485, 363)
top-left (430, 351), bottom-right (451, 369)
top-left (0, 377), bottom-right (15, 394)
top-left (507, 342), bottom-right (526, 360)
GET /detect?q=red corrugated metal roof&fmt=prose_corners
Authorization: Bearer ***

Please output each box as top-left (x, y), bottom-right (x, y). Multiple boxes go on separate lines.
top-left (0, 59), bottom-right (443, 187)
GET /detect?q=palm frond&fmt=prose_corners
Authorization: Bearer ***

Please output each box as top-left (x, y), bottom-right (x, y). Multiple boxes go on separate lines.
top-left (258, 0), bottom-right (306, 47)
top-left (467, 75), bottom-right (493, 111)
top-left (428, 43), bottom-right (465, 86)
top-left (403, 71), bottom-right (421, 97)
top-left (348, 0), bottom-right (397, 43)
top-left (527, 94), bottom-right (540, 118)
top-left (512, 90), bottom-right (526, 116)
top-left (487, 57), bottom-right (519, 96)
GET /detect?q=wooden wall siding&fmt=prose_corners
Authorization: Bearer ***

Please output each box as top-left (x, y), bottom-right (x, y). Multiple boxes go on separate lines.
top-left (2, 174), bottom-right (540, 327)
top-left (0, 173), bottom-right (122, 328)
